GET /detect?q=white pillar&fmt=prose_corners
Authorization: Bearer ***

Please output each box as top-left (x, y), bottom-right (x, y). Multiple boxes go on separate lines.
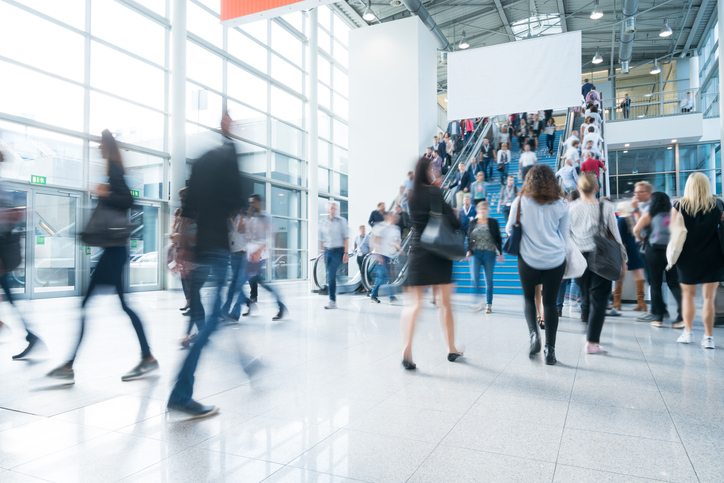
top-left (689, 55), bottom-right (700, 91)
top-left (307, 8), bottom-right (319, 276)
top-left (719, 0), bottom-right (724, 159)
top-left (170, 0), bottom-right (187, 210)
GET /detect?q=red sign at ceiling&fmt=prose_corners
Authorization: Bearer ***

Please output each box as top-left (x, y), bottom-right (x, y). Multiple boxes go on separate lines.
top-left (221, 0), bottom-right (336, 26)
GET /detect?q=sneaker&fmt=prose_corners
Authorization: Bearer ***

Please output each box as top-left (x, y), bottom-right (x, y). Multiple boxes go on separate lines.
top-left (389, 296), bottom-right (398, 305)
top-left (585, 343), bottom-right (606, 354)
top-left (272, 304), bottom-right (286, 321)
top-left (12, 333), bottom-right (43, 360)
top-left (221, 311), bottom-right (238, 323)
top-left (651, 320), bottom-right (663, 328)
top-left (242, 302), bottom-right (255, 316)
top-left (702, 336), bottom-right (715, 349)
top-left (370, 296), bottom-right (381, 304)
top-left (606, 307), bottom-right (622, 317)
top-left (472, 302), bottom-right (485, 312)
top-left (122, 359), bottom-right (159, 381)
top-left (46, 365), bottom-right (75, 383)
top-left (677, 331), bottom-right (694, 344)
top-left (636, 312), bottom-right (656, 322)
top-left (324, 301), bottom-right (337, 310)
top-left (167, 400), bottom-right (219, 420)
top-left (485, 305), bottom-right (492, 314)
top-left (671, 321), bottom-right (686, 329)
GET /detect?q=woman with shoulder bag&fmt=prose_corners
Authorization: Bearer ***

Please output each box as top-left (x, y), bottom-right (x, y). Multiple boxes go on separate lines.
top-left (670, 173), bottom-right (724, 348)
top-left (47, 130), bottom-right (159, 383)
top-left (570, 174), bottom-right (627, 355)
top-left (506, 165), bottom-right (569, 365)
top-left (401, 157), bottom-right (463, 370)
top-left (633, 192), bottom-right (682, 328)
top-left (467, 201), bottom-right (504, 314)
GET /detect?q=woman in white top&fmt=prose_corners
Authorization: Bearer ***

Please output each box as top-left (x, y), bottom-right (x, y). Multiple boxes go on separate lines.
top-left (569, 174), bottom-right (626, 355)
top-left (544, 118), bottom-right (556, 155)
top-left (498, 125), bottom-right (510, 151)
top-left (496, 142), bottom-right (511, 186)
top-left (506, 165), bottom-right (569, 365)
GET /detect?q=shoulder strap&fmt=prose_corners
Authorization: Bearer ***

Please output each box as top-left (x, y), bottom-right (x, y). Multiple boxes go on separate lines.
top-left (430, 189), bottom-right (442, 215)
top-left (516, 197), bottom-right (522, 223)
top-left (599, 201), bottom-right (606, 233)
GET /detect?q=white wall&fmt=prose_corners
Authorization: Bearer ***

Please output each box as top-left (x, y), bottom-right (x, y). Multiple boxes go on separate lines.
top-left (605, 113), bottom-right (704, 149)
top-left (348, 16), bottom-right (437, 234)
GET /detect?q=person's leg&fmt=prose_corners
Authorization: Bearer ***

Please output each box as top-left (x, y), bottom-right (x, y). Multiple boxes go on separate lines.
top-left (557, 279), bottom-right (568, 311)
top-left (256, 264), bottom-right (285, 312)
top-left (181, 277), bottom-right (191, 303)
top-left (188, 264), bottom-right (210, 334)
top-left (455, 191), bottom-right (464, 209)
top-left (680, 283), bottom-right (697, 332)
top-left (535, 285), bottom-right (543, 323)
top-left (517, 257), bottom-right (541, 336)
top-left (701, 282), bottom-right (718, 337)
top-left (371, 257), bottom-right (385, 299)
top-left (468, 250), bottom-right (482, 302)
top-left (67, 253), bottom-right (102, 364)
top-left (501, 164), bottom-right (508, 186)
top-left (586, 271), bottom-right (611, 344)
top-left (325, 249), bottom-right (342, 302)
top-left (645, 247), bottom-right (665, 321)
top-left (482, 250), bottom-right (495, 306)
top-left (249, 279), bottom-right (258, 301)
top-left (613, 279), bottom-right (623, 310)
top-left (437, 284), bottom-right (460, 354)
top-left (401, 286), bottom-right (424, 363)
top-left (222, 253), bottom-right (242, 314)
top-left (230, 256), bottom-right (250, 319)
top-left (663, 263), bottom-right (683, 321)
top-left (169, 250), bottom-right (228, 408)
top-left (542, 262), bottom-right (566, 347)
top-left (502, 205), bottom-right (511, 223)
top-left (577, 258), bottom-right (593, 321)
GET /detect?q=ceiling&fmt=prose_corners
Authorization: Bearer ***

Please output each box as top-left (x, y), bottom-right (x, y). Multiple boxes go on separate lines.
top-left (332, 0), bottom-right (717, 91)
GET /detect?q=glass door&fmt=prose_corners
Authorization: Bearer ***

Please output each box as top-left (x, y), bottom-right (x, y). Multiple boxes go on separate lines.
top-left (31, 191), bottom-right (80, 298)
top-left (128, 203), bottom-right (160, 291)
top-left (4, 189), bottom-right (29, 297)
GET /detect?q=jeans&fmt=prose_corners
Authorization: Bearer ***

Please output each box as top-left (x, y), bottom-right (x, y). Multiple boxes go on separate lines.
top-left (169, 249), bottom-right (229, 407)
top-left (546, 134), bottom-right (555, 153)
top-left (521, 165), bottom-right (533, 181)
top-left (499, 163), bottom-right (508, 185)
top-left (464, 132), bottom-right (472, 145)
top-left (482, 158), bottom-right (494, 181)
top-left (246, 260), bottom-right (283, 309)
top-left (0, 273), bottom-right (35, 341)
top-left (502, 205), bottom-right (511, 223)
top-left (72, 246), bottom-right (151, 363)
top-left (577, 252), bottom-right (612, 343)
top-left (325, 248), bottom-right (344, 302)
top-left (469, 250), bottom-right (495, 305)
top-left (518, 256), bottom-right (566, 347)
top-left (645, 245), bottom-right (682, 321)
top-left (371, 255), bottom-right (392, 298)
top-left (623, 106), bottom-right (630, 119)
top-left (221, 251), bottom-right (249, 319)
top-left (187, 263), bottom-right (209, 336)
top-left (556, 279), bottom-right (580, 310)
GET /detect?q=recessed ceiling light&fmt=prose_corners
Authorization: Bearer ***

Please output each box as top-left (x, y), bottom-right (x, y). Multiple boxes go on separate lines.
top-left (668, 146), bottom-right (673, 150)
top-left (623, 150), bottom-right (628, 153)
top-left (671, 139), bottom-right (677, 143)
top-left (624, 143), bottom-right (630, 147)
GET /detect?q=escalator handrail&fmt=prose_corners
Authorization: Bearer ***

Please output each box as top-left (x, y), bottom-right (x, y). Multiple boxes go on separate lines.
top-left (556, 108), bottom-right (574, 173)
top-left (440, 119), bottom-right (490, 191)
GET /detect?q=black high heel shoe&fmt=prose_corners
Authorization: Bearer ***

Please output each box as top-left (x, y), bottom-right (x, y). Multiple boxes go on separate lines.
top-left (538, 317), bottom-right (545, 330)
top-left (447, 352), bottom-right (463, 362)
top-left (402, 360), bottom-right (417, 370)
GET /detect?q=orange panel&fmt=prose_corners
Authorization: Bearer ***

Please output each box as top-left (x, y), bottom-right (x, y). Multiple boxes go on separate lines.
top-left (221, 0), bottom-right (304, 22)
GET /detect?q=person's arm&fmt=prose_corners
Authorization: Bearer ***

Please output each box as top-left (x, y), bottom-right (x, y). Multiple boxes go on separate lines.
top-left (558, 204), bottom-right (570, 244)
top-left (104, 163), bottom-right (134, 210)
top-left (466, 221), bottom-right (475, 256)
top-left (633, 212), bottom-right (651, 241)
top-left (505, 196), bottom-right (519, 237)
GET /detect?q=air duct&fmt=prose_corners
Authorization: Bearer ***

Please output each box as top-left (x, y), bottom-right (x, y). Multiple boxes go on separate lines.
top-left (618, 0), bottom-right (639, 69)
top-left (400, 0), bottom-right (452, 51)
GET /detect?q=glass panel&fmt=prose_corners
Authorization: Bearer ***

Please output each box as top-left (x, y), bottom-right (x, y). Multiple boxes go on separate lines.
top-left (137, 0), bottom-right (166, 17)
top-left (334, 13), bottom-right (350, 46)
top-left (272, 218), bottom-right (302, 250)
top-left (124, 151), bottom-right (165, 200)
top-left (91, 0), bottom-right (165, 65)
top-left (679, 170), bottom-right (722, 196)
top-left (91, 41), bottom-right (165, 110)
top-left (332, 171), bottom-right (341, 196)
top-left (318, 139), bottom-right (330, 167)
top-left (21, 0), bottom-right (86, 30)
top-left (319, 83), bottom-right (331, 109)
top-left (271, 55), bottom-right (303, 93)
top-left (319, 6), bottom-right (331, 30)
top-left (0, 61), bottom-right (84, 131)
top-left (614, 147), bottom-right (674, 175)
top-left (271, 186), bottom-right (301, 218)
top-left (318, 56), bottom-right (331, 85)
top-left (185, 122), bottom-right (221, 159)
top-left (281, 12), bottom-right (304, 32)
top-left (241, 19), bottom-right (267, 44)
top-left (340, 173), bottom-right (348, 197)
top-left (333, 93), bottom-right (348, 119)
top-left (333, 66), bottom-right (348, 97)
top-left (271, 87), bottom-right (303, 127)
top-left (333, 146), bottom-right (348, 173)
top-left (613, 173), bottom-right (676, 198)
top-left (228, 63), bottom-right (268, 112)
top-left (318, 167), bottom-right (329, 193)
top-left (333, 119), bottom-right (348, 148)
top-left (678, 144), bottom-right (720, 171)
top-left (130, 205), bottom-right (159, 287)
top-left (234, 141), bottom-right (267, 177)
top-left (333, 41), bottom-right (348, 68)
top-left (4, 190), bottom-right (27, 294)
top-left (0, 122), bottom-right (84, 189)
top-left (0, 2), bottom-right (85, 81)
top-left (319, 28), bottom-right (331, 54)
top-left (229, 29), bottom-right (268, 73)
top-left (227, 101), bottom-right (267, 145)
top-left (187, 84), bottom-right (224, 128)
top-left (272, 23), bottom-right (302, 66)
top-left (271, 249), bottom-right (303, 280)
top-left (33, 193), bottom-right (76, 294)
top-left (187, 0), bottom-right (222, 47)
top-left (319, 111), bottom-right (331, 140)
top-left (271, 120), bottom-right (303, 157)
top-left (240, 177), bottom-right (266, 199)
top-left (271, 153), bottom-right (302, 186)
top-left (187, 41), bottom-right (223, 92)
top-left (89, 91), bottom-right (165, 150)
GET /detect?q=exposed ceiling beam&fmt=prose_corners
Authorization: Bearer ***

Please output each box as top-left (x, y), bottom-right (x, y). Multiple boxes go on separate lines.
top-left (682, 0), bottom-right (712, 53)
top-left (437, 6), bottom-right (498, 29)
top-left (492, 0), bottom-right (515, 37)
top-left (556, 0), bottom-right (568, 32)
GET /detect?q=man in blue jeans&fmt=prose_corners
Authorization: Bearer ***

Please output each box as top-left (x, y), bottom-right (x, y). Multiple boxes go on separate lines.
top-left (167, 113), bottom-right (244, 419)
top-left (370, 211), bottom-right (402, 304)
top-left (319, 201), bottom-right (348, 309)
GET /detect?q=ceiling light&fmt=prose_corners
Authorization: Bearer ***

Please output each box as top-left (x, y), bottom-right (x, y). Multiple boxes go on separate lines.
top-left (362, 1), bottom-right (375, 21)
top-left (590, 0), bottom-right (604, 20)
top-left (667, 146), bottom-right (673, 150)
top-left (623, 150), bottom-right (628, 153)
top-left (459, 31), bottom-right (469, 50)
top-left (592, 48), bottom-right (603, 64)
top-left (444, 95), bottom-right (448, 102)
top-left (624, 143), bottom-right (630, 147)
top-left (671, 139), bottom-right (677, 143)
top-left (650, 60), bottom-right (661, 75)
top-left (659, 17), bottom-right (673, 37)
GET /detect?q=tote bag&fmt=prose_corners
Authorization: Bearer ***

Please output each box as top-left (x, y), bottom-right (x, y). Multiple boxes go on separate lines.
top-left (81, 201), bottom-right (132, 248)
top-left (563, 237), bottom-right (587, 280)
top-left (666, 207), bottom-right (688, 270)
top-left (420, 191), bottom-right (466, 261)
top-left (589, 202), bottom-right (623, 281)
top-left (502, 198), bottom-right (521, 256)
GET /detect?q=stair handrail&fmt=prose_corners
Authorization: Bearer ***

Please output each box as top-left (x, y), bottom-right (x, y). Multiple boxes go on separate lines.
top-left (439, 119), bottom-right (490, 191)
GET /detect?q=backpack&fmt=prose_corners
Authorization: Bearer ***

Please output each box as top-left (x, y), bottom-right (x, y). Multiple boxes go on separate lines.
top-left (648, 213), bottom-right (671, 247)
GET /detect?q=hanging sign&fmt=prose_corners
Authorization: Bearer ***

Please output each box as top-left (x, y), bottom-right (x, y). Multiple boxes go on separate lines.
top-left (221, 0), bottom-right (336, 26)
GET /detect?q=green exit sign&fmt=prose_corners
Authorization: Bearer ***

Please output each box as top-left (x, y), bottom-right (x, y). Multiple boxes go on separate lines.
top-left (131, 190), bottom-right (140, 198)
top-left (131, 240), bottom-right (138, 248)
top-left (37, 236), bottom-right (45, 245)
top-left (31, 175), bottom-right (46, 185)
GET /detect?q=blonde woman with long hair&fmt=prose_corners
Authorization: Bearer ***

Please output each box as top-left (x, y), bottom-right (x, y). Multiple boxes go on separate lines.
top-left (673, 173), bottom-right (724, 348)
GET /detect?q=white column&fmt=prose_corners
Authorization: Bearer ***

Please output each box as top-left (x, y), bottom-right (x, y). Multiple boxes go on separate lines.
top-left (308, 8), bottom-right (319, 276)
top-left (719, 0), bottom-right (724, 160)
top-left (689, 55), bottom-right (700, 90)
top-left (170, 0), bottom-right (187, 211)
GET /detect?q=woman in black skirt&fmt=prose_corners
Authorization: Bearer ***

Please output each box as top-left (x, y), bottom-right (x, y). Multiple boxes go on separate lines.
top-left (401, 157), bottom-right (463, 369)
top-left (673, 172), bottom-right (724, 349)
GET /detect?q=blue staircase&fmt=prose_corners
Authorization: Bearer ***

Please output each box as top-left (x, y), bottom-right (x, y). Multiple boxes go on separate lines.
top-left (452, 130), bottom-right (564, 295)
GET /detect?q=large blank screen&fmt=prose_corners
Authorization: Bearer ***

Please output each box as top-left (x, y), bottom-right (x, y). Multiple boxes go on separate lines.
top-left (447, 32), bottom-right (582, 119)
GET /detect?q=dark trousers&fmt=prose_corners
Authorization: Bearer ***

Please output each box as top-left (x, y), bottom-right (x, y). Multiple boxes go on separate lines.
top-left (623, 106), bottom-right (630, 119)
top-left (577, 252), bottom-right (611, 344)
top-left (518, 256), bottom-right (566, 347)
top-left (249, 279), bottom-right (258, 300)
top-left (245, 260), bottom-right (283, 309)
top-left (645, 246), bottom-right (682, 321)
top-left (181, 277), bottom-right (191, 300)
top-left (482, 158), bottom-right (494, 181)
top-left (502, 205), bottom-right (511, 223)
top-left (325, 248), bottom-right (344, 302)
top-left (188, 263), bottom-right (209, 336)
top-left (71, 246), bottom-right (151, 362)
top-left (499, 163), bottom-right (508, 185)
top-left (546, 134), bottom-right (555, 153)
top-left (521, 165), bottom-right (533, 181)
top-left (356, 254), bottom-right (364, 275)
top-left (222, 251), bottom-right (249, 319)
top-left (0, 273), bottom-right (35, 340)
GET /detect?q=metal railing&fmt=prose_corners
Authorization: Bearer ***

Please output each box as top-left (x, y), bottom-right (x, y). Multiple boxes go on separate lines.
top-left (701, 92), bottom-right (720, 119)
top-left (602, 88), bottom-right (700, 122)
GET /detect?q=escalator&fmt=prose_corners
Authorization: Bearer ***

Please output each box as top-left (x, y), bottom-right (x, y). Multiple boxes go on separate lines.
top-left (312, 117), bottom-right (497, 294)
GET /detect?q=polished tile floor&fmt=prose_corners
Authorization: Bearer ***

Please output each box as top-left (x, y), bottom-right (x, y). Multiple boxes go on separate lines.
top-left (1, 283), bottom-right (723, 482)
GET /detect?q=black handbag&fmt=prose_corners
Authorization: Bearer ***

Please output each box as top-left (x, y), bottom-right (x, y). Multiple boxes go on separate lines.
top-left (0, 230), bottom-right (21, 273)
top-left (502, 198), bottom-right (521, 256)
top-left (420, 191), bottom-right (466, 261)
top-left (590, 202), bottom-right (623, 281)
top-left (81, 201), bottom-right (132, 248)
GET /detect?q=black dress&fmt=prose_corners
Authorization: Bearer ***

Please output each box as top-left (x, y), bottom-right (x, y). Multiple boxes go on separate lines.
top-left (406, 186), bottom-right (461, 286)
top-left (674, 200), bottom-right (724, 284)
